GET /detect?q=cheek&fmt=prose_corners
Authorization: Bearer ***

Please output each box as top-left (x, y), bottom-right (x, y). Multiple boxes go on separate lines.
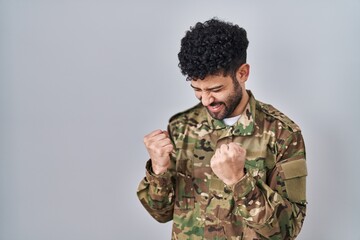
top-left (212, 93), bottom-right (224, 103)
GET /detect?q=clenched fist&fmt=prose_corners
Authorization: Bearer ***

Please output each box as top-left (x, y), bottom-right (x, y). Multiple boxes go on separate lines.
top-left (143, 129), bottom-right (174, 175)
top-left (210, 143), bottom-right (246, 186)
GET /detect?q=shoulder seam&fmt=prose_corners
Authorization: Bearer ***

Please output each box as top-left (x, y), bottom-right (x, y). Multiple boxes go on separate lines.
top-left (169, 103), bottom-right (202, 123)
top-left (257, 101), bottom-right (301, 132)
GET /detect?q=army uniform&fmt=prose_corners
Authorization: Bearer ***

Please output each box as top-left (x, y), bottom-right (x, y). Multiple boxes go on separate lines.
top-left (137, 91), bottom-right (307, 240)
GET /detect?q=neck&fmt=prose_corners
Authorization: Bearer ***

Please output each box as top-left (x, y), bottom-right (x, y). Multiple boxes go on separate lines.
top-left (231, 89), bottom-right (249, 117)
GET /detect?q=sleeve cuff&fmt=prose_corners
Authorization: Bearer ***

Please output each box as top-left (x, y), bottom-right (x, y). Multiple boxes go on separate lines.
top-left (145, 160), bottom-right (172, 187)
top-left (232, 172), bottom-right (257, 200)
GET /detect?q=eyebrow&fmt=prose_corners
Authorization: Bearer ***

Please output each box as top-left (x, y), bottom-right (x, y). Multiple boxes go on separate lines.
top-left (190, 84), bottom-right (223, 91)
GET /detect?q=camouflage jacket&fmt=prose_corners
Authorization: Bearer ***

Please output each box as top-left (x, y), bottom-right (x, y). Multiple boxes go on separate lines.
top-left (137, 91), bottom-right (307, 240)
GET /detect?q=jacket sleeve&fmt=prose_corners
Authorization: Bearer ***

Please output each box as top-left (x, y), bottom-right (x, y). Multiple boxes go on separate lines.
top-left (137, 159), bottom-right (176, 223)
top-left (232, 131), bottom-right (307, 239)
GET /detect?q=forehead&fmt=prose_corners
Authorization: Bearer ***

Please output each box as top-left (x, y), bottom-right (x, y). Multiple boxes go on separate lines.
top-left (190, 74), bottom-right (232, 88)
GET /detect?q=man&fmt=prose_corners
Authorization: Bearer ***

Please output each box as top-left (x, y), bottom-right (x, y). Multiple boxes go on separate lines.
top-left (137, 18), bottom-right (307, 240)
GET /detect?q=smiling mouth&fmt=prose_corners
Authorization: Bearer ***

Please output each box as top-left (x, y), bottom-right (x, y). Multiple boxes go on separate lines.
top-left (207, 103), bottom-right (224, 113)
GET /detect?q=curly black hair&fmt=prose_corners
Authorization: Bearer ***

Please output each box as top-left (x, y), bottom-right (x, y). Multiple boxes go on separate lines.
top-left (178, 18), bottom-right (249, 81)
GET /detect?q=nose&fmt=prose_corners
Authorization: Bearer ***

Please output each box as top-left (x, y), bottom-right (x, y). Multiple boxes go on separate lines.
top-left (200, 92), bottom-right (214, 106)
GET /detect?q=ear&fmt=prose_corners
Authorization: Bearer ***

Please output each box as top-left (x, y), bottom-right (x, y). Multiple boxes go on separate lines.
top-left (236, 64), bottom-right (250, 83)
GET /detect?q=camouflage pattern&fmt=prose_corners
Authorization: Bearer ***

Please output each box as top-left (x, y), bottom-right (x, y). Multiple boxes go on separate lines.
top-left (137, 91), bottom-right (307, 239)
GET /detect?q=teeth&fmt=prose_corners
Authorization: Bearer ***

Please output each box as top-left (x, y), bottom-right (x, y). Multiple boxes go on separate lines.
top-left (209, 104), bottom-right (222, 111)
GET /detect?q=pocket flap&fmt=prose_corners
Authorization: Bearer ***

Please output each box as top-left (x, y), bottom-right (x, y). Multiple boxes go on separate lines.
top-left (280, 159), bottom-right (307, 179)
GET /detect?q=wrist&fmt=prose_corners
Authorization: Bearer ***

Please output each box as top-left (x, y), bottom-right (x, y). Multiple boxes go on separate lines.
top-left (224, 169), bottom-right (246, 186)
top-left (151, 161), bottom-right (170, 175)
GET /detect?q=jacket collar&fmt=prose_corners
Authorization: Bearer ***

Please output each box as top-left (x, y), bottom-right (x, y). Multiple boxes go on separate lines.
top-left (206, 90), bottom-right (255, 136)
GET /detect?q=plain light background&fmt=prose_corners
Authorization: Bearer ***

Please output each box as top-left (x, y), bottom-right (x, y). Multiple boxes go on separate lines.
top-left (1, 0), bottom-right (359, 239)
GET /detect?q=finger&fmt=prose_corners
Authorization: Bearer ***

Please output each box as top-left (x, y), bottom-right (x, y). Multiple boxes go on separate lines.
top-left (220, 144), bottom-right (229, 153)
top-left (162, 130), bottom-right (170, 138)
top-left (163, 144), bottom-right (174, 153)
top-left (146, 133), bottom-right (173, 148)
top-left (228, 144), bottom-right (246, 158)
top-left (156, 138), bottom-right (173, 148)
top-left (144, 130), bottom-right (161, 144)
top-left (227, 142), bottom-right (237, 151)
top-left (144, 131), bottom-right (169, 145)
top-left (145, 129), bottom-right (165, 139)
top-left (155, 143), bottom-right (174, 157)
top-left (228, 142), bottom-right (244, 151)
top-left (151, 132), bottom-right (172, 144)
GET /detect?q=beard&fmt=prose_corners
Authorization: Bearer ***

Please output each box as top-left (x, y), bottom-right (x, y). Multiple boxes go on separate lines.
top-left (206, 79), bottom-right (242, 120)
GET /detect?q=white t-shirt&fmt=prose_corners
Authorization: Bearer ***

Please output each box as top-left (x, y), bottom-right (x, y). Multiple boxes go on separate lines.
top-left (223, 115), bottom-right (241, 126)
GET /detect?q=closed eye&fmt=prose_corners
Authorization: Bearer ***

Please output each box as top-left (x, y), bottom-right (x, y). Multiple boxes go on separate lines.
top-left (211, 88), bottom-right (222, 93)
top-left (190, 85), bottom-right (201, 92)
top-left (190, 84), bottom-right (223, 93)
